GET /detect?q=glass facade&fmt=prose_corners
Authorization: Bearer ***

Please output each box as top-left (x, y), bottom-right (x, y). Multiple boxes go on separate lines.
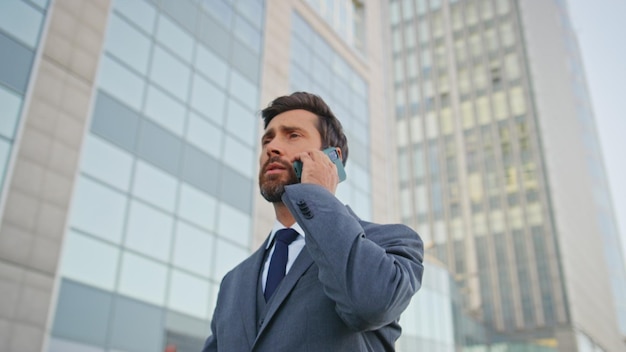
top-left (397, 261), bottom-right (456, 352)
top-left (49, 0), bottom-right (265, 350)
top-left (289, 12), bottom-right (373, 219)
top-left (390, 0), bottom-right (567, 343)
top-left (0, 0), bottom-right (49, 200)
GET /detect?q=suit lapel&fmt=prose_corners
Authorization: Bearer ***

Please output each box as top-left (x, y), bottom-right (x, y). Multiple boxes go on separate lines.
top-left (254, 248), bottom-right (314, 343)
top-left (238, 243), bottom-right (268, 348)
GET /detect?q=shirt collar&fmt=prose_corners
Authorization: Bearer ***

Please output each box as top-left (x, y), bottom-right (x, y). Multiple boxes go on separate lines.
top-left (265, 220), bottom-right (305, 249)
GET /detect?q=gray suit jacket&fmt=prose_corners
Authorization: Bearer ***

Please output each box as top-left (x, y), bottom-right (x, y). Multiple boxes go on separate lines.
top-left (202, 184), bottom-right (424, 351)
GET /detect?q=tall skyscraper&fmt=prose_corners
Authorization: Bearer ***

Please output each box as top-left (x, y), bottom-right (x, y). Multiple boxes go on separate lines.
top-left (0, 0), bottom-right (456, 351)
top-left (389, 0), bottom-right (626, 351)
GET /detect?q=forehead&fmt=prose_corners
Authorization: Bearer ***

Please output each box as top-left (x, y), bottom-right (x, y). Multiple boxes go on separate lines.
top-left (265, 109), bottom-right (319, 131)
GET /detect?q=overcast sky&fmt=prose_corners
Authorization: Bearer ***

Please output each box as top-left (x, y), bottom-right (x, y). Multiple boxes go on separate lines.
top-left (567, 0), bottom-right (626, 265)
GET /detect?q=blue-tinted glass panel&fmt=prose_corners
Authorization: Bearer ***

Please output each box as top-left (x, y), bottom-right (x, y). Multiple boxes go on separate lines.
top-left (113, 0), bottom-right (157, 34)
top-left (0, 139), bottom-right (9, 190)
top-left (69, 176), bottom-right (127, 244)
top-left (181, 144), bottom-right (220, 196)
top-left (195, 44), bottom-right (229, 88)
top-left (98, 56), bottom-right (145, 111)
top-left (91, 91), bottom-right (140, 153)
top-left (167, 269), bottom-right (211, 319)
top-left (0, 85), bottom-right (21, 139)
top-left (106, 13), bottom-right (152, 75)
top-left (150, 46), bottom-right (191, 102)
top-left (52, 280), bottom-right (113, 346)
top-left (0, 32), bottom-right (34, 93)
top-left (125, 200), bottom-right (174, 261)
top-left (144, 85), bottom-right (186, 136)
top-left (231, 41), bottom-right (260, 83)
top-left (80, 134), bottom-right (133, 192)
top-left (60, 231), bottom-right (120, 291)
top-left (233, 14), bottom-right (261, 53)
top-left (177, 182), bottom-right (217, 231)
top-left (225, 98), bottom-right (256, 148)
top-left (216, 202), bottom-right (251, 247)
top-left (136, 119), bottom-right (183, 175)
top-left (228, 70), bottom-right (258, 111)
top-left (186, 113), bottom-right (222, 159)
top-left (191, 73), bottom-right (226, 125)
top-left (109, 296), bottom-right (164, 352)
top-left (156, 14), bottom-right (194, 62)
top-left (118, 252), bottom-right (168, 305)
top-left (196, 12), bottom-right (230, 60)
top-left (161, 0), bottom-right (198, 34)
top-left (132, 160), bottom-right (178, 212)
top-left (172, 221), bottom-right (214, 276)
top-left (0, 0), bottom-right (44, 47)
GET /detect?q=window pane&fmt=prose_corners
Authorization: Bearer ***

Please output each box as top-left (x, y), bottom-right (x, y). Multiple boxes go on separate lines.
top-left (186, 113), bottom-right (222, 158)
top-left (80, 134), bottom-right (133, 191)
top-left (190, 73), bottom-right (226, 125)
top-left (106, 14), bottom-right (151, 75)
top-left (99, 56), bottom-right (145, 112)
top-left (156, 14), bottom-right (194, 62)
top-left (217, 202), bottom-right (250, 247)
top-left (113, 0), bottom-right (157, 34)
top-left (178, 182), bottom-right (217, 231)
top-left (150, 46), bottom-right (190, 102)
top-left (118, 252), bottom-right (167, 305)
top-left (173, 221), bottom-right (214, 277)
top-left (125, 200), bottom-right (174, 261)
top-left (0, 0), bottom-right (43, 48)
top-left (144, 85), bottom-right (186, 136)
top-left (167, 270), bottom-right (210, 319)
top-left (60, 231), bottom-right (119, 290)
top-left (228, 70), bottom-right (258, 111)
top-left (0, 85), bottom-right (21, 139)
top-left (225, 98), bottom-right (256, 147)
top-left (195, 44), bottom-right (228, 88)
top-left (223, 135), bottom-right (254, 177)
top-left (69, 176), bottom-right (127, 244)
top-left (132, 160), bottom-right (178, 212)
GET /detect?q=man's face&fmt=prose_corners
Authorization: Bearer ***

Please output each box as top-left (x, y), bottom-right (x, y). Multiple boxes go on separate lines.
top-left (259, 109), bottom-right (323, 202)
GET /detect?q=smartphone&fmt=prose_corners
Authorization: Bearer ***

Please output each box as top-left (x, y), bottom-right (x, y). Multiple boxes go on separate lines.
top-left (293, 147), bottom-right (347, 183)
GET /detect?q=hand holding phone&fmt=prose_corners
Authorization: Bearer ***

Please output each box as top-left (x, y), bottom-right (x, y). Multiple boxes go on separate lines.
top-left (293, 147), bottom-right (347, 183)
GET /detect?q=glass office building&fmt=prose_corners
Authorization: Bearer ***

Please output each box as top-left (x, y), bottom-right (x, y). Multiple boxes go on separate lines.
top-left (0, 0), bottom-right (458, 351)
top-left (389, 0), bottom-right (626, 351)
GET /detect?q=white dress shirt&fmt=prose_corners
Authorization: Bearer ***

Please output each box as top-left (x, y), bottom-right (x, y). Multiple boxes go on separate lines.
top-left (261, 220), bottom-right (306, 291)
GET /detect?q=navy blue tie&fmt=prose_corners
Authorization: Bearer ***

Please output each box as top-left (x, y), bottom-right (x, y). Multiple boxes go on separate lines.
top-left (265, 228), bottom-right (299, 301)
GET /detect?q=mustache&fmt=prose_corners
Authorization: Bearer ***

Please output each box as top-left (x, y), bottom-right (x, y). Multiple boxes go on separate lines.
top-left (262, 156), bottom-right (292, 173)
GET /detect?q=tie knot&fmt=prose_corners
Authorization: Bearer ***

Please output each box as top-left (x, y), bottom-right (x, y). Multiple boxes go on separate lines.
top-left (275, 228), bottom-right (299, 245)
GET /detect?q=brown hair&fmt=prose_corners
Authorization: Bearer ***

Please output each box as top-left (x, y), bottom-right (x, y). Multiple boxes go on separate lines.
top-left (261, 92), bottom-right (349, 165)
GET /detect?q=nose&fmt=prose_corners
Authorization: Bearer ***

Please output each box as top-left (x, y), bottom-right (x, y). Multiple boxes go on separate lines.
top-left (264, 136), bottom-right (286, 156)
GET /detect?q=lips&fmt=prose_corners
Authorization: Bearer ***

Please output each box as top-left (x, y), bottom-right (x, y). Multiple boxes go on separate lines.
top-left (263, 157), bottom-right (291, 176)
top-left (265, 162), bottom-right (286, 174)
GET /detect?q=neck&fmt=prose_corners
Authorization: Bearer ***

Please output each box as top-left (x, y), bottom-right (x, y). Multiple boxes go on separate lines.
top-left (273, 202), bottom-right (295, 227)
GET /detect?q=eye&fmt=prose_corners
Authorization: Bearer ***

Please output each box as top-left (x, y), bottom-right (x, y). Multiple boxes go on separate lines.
top-left (289, 133), bottom-right (301, 139)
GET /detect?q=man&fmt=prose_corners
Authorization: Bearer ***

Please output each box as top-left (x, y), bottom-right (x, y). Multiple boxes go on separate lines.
top-left (202, 92), bottom-right (424, 351)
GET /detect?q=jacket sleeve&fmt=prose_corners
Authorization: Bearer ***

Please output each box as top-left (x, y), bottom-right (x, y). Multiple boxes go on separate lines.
top-left (282, 183), bottom-right (424, 331)
top-left (201, 319), bottom-right (217, 352)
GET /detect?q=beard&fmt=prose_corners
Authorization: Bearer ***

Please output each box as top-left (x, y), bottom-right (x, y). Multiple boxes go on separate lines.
top-left (259, 156), bottom-right (299, 203)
